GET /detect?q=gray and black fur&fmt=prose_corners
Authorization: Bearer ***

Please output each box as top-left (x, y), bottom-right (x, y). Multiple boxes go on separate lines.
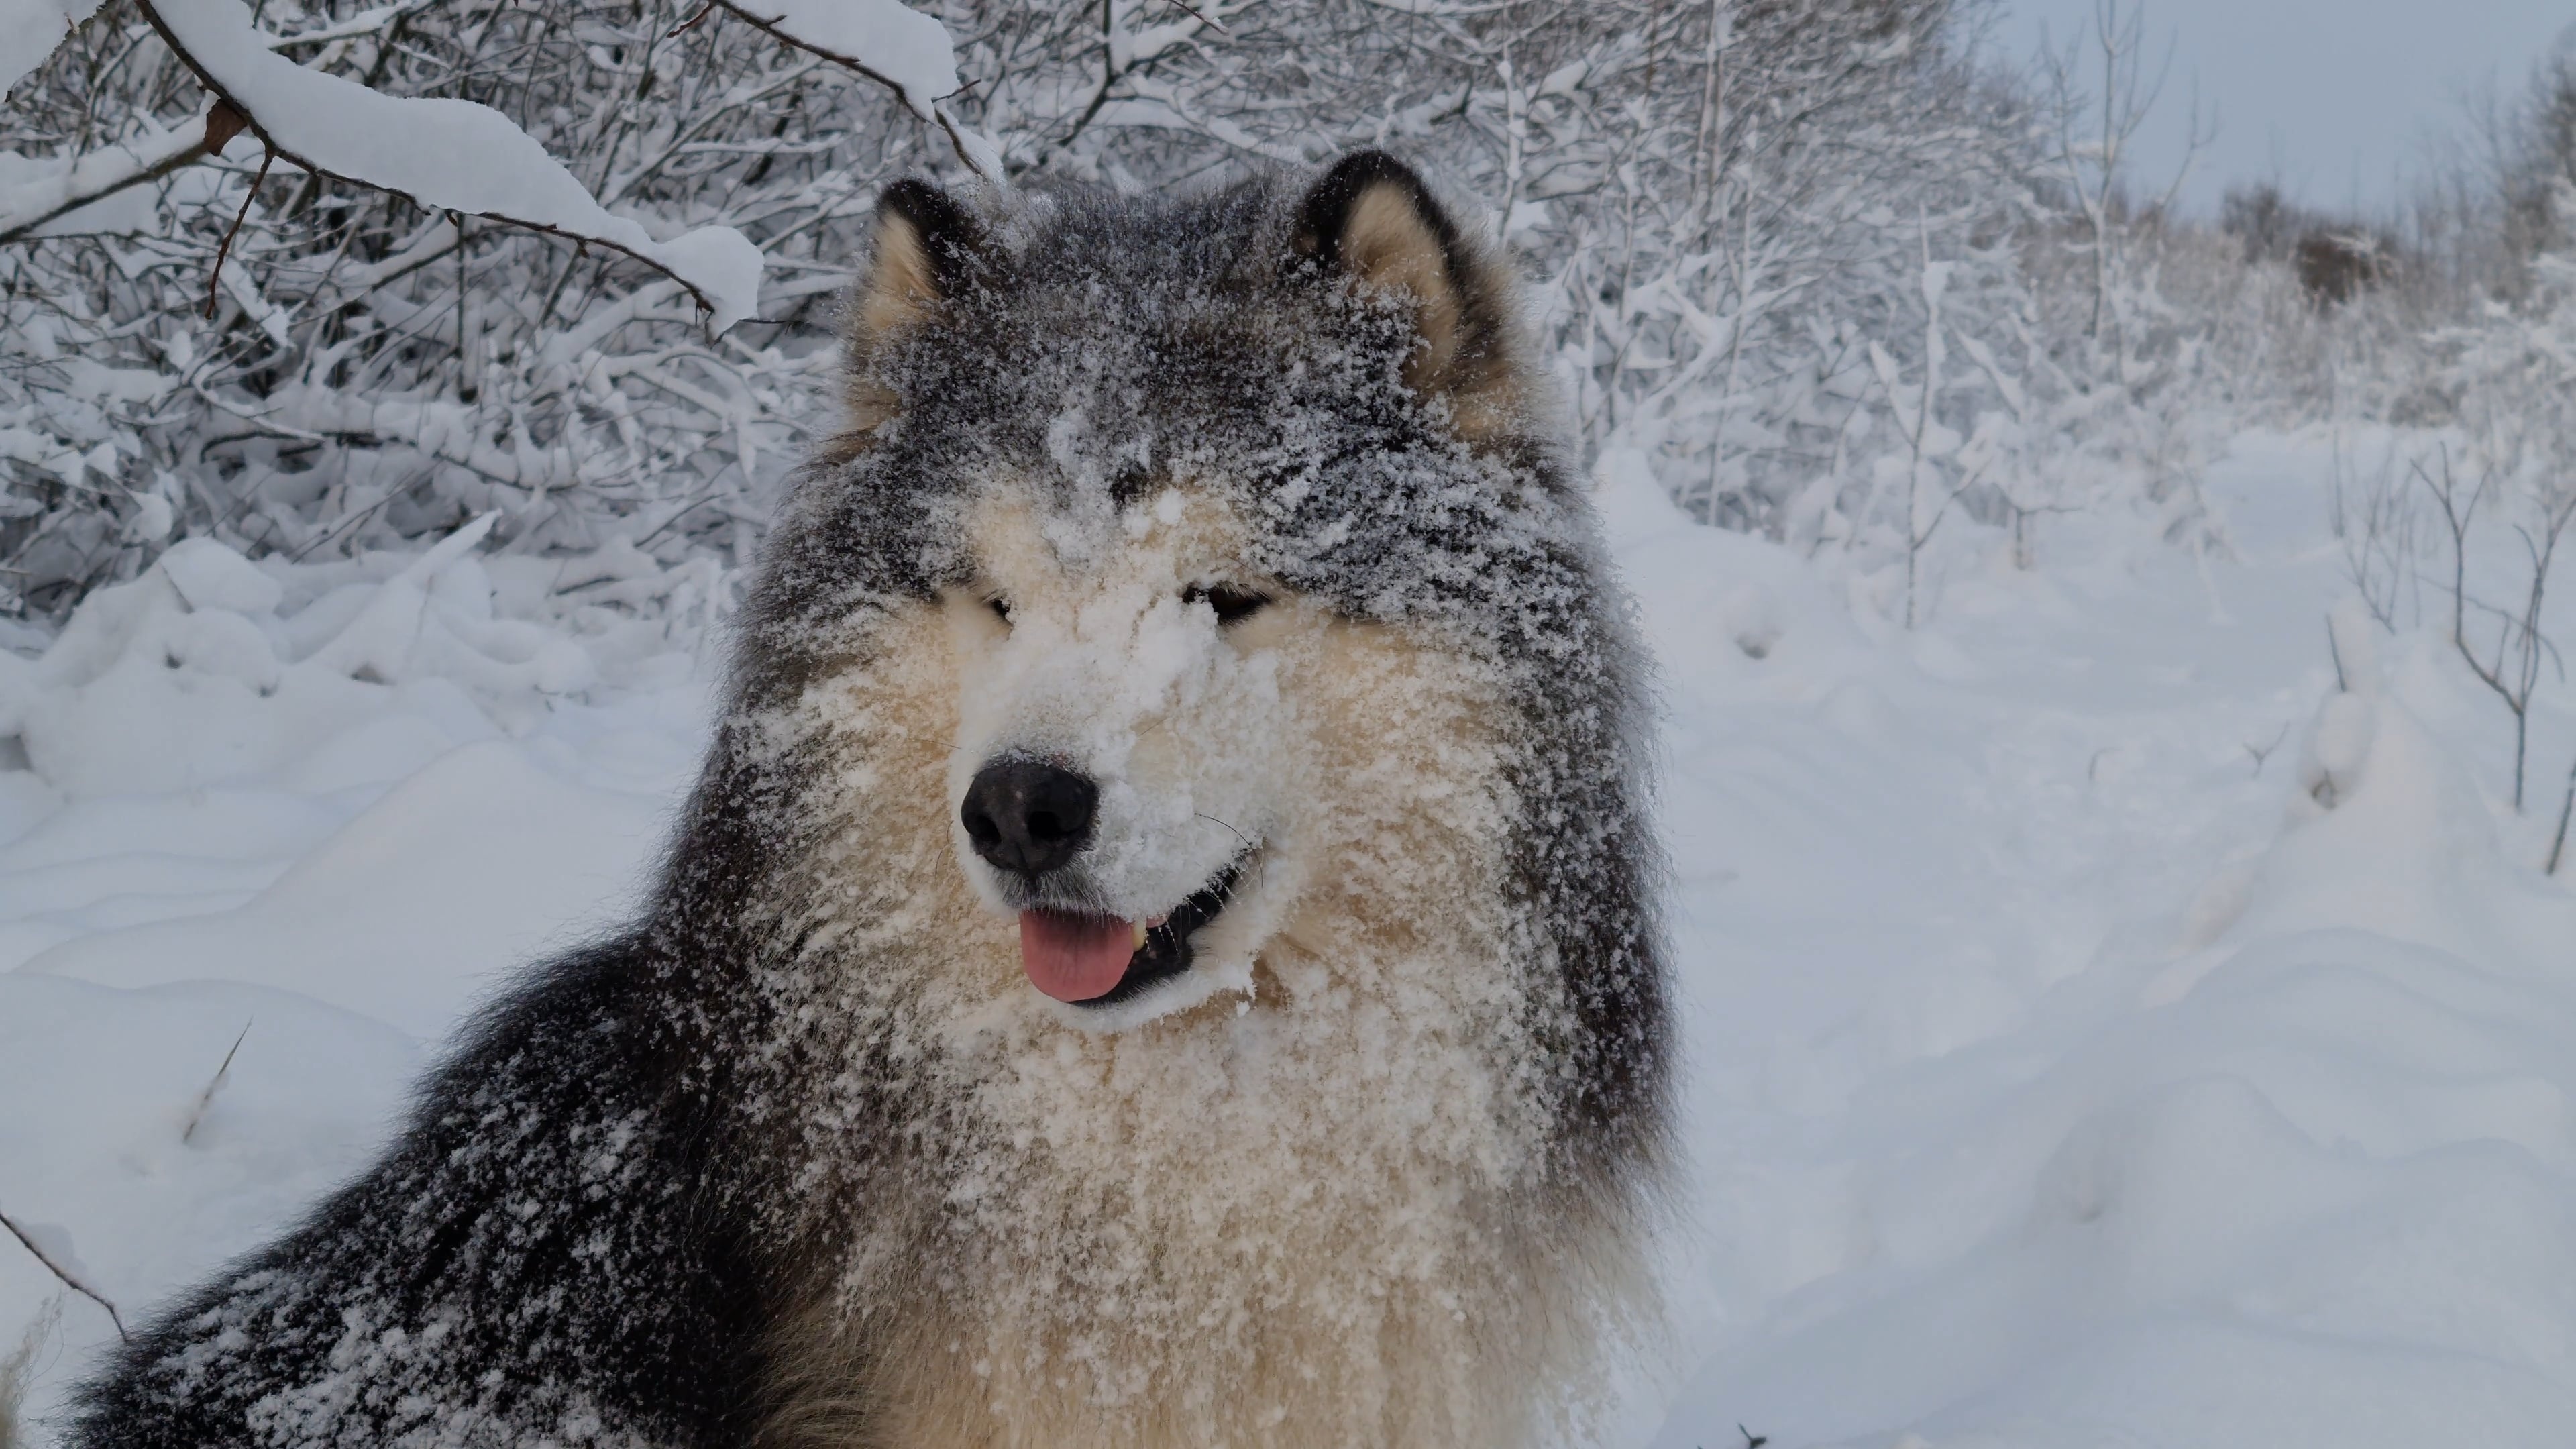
top-left (68, 151), bottom-right (1669, 1448)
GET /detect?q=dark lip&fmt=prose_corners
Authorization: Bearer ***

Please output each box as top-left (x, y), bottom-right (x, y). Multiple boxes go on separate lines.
top-left (1062, 857), bottom-right (1247, 1009)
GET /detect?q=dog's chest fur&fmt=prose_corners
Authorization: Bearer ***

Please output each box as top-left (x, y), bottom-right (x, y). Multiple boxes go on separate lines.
top-left (754, 973), bottom-right (1596, 1449)
top-left (743, 615), bottom-right (1613, 1448)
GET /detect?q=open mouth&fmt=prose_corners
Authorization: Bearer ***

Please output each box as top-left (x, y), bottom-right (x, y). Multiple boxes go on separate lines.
top-left (1018, 858), bottom-right (1246, 1008)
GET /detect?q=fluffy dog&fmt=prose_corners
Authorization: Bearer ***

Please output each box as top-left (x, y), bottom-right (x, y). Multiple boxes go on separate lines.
top-left (71, 150), bottom-right (1670, 1448)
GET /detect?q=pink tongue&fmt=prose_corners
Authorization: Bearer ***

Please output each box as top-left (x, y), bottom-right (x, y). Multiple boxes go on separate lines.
top-left (1019, 911), bottom-right (1138, 1002)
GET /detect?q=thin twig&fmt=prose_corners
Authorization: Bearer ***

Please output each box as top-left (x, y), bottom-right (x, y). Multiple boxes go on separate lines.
top-left (2244, 723), bottom-right (2290, 777)
top-left (182, 1021), bottom-right (254, 1146)
top-left (1160, 0), bottom-right (1228, 34)
top-left (0, 1210), bottom-right (127, 1344)
top-left (204, 143), bottom-right (275, 319)
top-left (2548, 757), bottom-right (2575, 876)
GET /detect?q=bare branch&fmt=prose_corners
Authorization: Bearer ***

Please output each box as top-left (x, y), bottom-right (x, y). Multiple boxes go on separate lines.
top-left (2550, 757), bottom-right (2576, 875)
top-left (203, 141), bottom-right (274, 318)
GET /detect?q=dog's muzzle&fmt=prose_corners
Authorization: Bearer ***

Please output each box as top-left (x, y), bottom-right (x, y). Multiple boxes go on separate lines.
top-left (961, 756), bottom-right (1249, 1008)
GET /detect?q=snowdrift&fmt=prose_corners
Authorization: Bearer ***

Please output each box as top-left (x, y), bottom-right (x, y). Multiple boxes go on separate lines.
top-left (5, 435), bottom-right (2576, 1448)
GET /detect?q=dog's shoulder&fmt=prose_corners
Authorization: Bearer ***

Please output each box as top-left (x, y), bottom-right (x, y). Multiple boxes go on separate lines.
top-left (67, 936), bottom-right (769, 1448)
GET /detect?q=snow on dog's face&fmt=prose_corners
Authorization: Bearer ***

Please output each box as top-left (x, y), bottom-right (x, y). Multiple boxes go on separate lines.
top-left (754, 154), bottom-right (1561, 1032)
top-left (939, 487), bottom-right (1307, 1028)
top-left (739, 150), bottom-right (1661, 1105)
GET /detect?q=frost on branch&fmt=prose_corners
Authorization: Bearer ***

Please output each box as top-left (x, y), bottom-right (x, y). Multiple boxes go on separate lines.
top-left (141, 0), bottom-right (764, 331)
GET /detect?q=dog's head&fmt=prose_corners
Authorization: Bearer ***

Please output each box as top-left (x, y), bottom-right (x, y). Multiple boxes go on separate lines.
top-left (736, 152), bottom-right (1651, 1048)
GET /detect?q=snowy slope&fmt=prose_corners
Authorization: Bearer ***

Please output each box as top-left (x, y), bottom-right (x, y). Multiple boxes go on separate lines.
top-left (1621, 435), bottom-right (2576, 1449)
top-left (6, 433), bottom-right (2576, 1446)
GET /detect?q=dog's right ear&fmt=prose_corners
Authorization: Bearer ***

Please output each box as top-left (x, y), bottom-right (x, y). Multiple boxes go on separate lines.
top-left (853, 179), bottom-right (990, 343)
top-left (836, 180), bottom-right (991, 447)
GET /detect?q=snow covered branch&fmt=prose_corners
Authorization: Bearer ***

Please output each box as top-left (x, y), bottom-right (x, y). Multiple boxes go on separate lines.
top-left (0, 121), bottom-right (204, 244)
top-left (704, 0), bottom-right (1000, 182)
top-left (133, 0), bottom-right (765, 331)
top-left (0, 0), bottom-right (105, 100)
top-left (3, 4), bottom-right (427, 244)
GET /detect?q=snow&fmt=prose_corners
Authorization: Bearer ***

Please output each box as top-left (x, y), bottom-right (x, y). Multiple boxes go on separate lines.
top-left (1610, 435), bottom-right (2576, 1448)
top-left (707, 0), bottom-right (999, 180)
top-left (5, 427), bottom-right (2576, 1445)
top-left (147, 0), bottom-right (763, 331)
top-left (0, 0), bottom-right (101, 101)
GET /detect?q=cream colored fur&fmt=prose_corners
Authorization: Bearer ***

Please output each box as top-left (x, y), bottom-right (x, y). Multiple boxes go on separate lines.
top-left (749, 482), bottom-right (1635, 1448)
top-left (855, 207), bottom-right (942, 344)
top-left (829, 207), bottom-right (941, 450)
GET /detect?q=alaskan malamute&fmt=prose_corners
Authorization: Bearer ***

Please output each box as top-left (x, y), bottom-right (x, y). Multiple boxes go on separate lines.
top-left (73, 150), bottom-right (1670, 1449)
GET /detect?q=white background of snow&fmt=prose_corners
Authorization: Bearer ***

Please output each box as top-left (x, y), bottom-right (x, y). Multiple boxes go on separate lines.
top-left (5, 429), bottom-right (2576, 1446)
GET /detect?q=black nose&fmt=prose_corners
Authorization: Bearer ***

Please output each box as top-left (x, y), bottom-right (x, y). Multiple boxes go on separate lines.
top-left (961, 759), bottom-right (1099, 877)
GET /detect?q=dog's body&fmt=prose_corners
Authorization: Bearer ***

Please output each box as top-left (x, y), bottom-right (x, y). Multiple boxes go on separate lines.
top-left (71, 153), bottom-right (1669, 1448)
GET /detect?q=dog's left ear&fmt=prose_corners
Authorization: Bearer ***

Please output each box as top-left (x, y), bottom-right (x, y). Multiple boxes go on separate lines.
top-left (1290, 150), bottom-right (1523, 435)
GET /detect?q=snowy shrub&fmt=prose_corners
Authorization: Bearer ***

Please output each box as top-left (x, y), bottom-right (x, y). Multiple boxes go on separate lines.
top-left (2306, 207), bottom-right (2576, 871)
top-left (1, 0), bottom-right (2107, 627)
top-left (1, 0), bottom-right (2508, 639)
top-left (1, 0), bottom-right (957, 617)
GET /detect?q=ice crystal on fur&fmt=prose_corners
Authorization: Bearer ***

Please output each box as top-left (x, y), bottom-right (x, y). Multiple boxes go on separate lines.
top-left (68, 154), bottom-right (1670, 1448)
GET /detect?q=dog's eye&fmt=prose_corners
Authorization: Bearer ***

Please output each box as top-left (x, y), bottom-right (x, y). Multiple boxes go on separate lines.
top-left (1183, 582), bottom-right (1269, 625)
top-left (985, 596), bottom-right (1012, 626)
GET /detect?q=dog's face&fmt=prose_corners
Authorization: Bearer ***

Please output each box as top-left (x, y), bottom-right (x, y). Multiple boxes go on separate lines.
top-left (762, 153), bottom-right (1584, 1033)
top-left (938, 485), bottom-right (1311, 1028)
top-left (928, 472), bottom-right (1524, 1032)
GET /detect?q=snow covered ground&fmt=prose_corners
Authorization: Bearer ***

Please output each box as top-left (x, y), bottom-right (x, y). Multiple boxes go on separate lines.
top-left (6, 431), bottom-right (2576, 1446)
